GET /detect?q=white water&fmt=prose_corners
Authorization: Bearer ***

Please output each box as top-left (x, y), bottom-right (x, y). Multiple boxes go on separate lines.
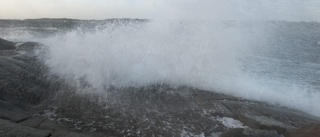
top-left (2, 1), bottom-right (320, 117)
top-left (35, 20), bottom-right (320, 117)
top-left (42, 21), bottom-right (252, 89)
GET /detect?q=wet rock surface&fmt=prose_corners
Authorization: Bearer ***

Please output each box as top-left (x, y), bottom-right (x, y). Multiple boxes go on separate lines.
top-left (0, 38), bottom-right (103, 137)
top-left (47, 86), bottom-right (320, 136)
top-left (220, 128), bottom-right (282, 137)
top-left (0, 38), bottom-right (319, 137)
top-left (286, 124), bottom-right (320, 137)
top-left (0, 119), bottom-right (52, 137)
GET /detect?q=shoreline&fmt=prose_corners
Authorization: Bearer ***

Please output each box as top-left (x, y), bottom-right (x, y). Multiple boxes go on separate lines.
top-left (1, 37), bottom-right (320, 136)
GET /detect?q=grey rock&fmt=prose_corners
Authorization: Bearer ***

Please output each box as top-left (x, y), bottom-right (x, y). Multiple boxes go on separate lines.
top-left (0, 56), bottom-right (42, 104)
top-left (286, 124), bottom-right (320, 137)
top-left (0, 38), bottom-right (15, 51)
top-left (38, 119), bottom-right (70, 131)
top-left (0, 40), bottom-right (51, 107)
top-left (0, 119), bottom-right (52, 137)
top-left (20, 116), bottom-right (46, 128)
top-left (0, 50), bottom-right (19, 56)
top-left (16, 42), bottom-right (41, 52)
top-left (0, 99), bottom-right (32, 122)
top-left (220, 128), bottom-right (283, 137)
top-left (51, 131), bottom-right (98, 137)
top-left (222, 101), bottom-right (320, 134)
top-left (48, 86), bottom-right (320, 136)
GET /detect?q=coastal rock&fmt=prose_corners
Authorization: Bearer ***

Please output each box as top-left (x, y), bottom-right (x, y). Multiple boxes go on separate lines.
top-left (0, 38), bottom-right (106, 137)
top-left (0, 119), bottom-right (52, 137)
top-left (287, 124), bottom-right (320, 137)
top-left (220, 128), bottom-right (282, 137)
top-left (0, 56), bottom-right (43, 105)
top-left (221, 101), bottom-right (320, 134)
top-left (0, 99), bottom-right (33, 122)
top-left (50, 131), bottom-right (101, 137)
top-left (0, 38), bottom-right (15, 50)
top-left (47, 86), bottom-right (319, 136)
top-left (0, 117), bottom-right (102, 137)
top-left (0, 37), bottom-right (320, 136)
top-left (17, 42), bottom-right (41, 52)
top-left (0, 40), bottom-right (50, 106)
top-left (20, 116), bottom-right (47, 128)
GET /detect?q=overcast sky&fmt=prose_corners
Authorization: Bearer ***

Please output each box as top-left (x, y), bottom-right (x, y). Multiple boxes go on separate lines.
top-left (1, 0), bottom-right (320, 21)
top-left (0, 0), bottom-right (159, 19)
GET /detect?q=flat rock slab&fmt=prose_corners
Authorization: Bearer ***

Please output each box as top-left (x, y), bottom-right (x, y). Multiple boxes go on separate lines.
top-left (0, 118), bottom-right (104, 137)
top-left (37, 119), bottom-right (70, 131)
top-left (220, 128), bottom-right (283, 137)
top-left (0, 119), bottom-right (52, 137)
top-left (51, 131), bottom-right (101, 137)
top-left (20, 116), bottom-right (47, 128)
top-left (0, 99), bottom-right (33, 122)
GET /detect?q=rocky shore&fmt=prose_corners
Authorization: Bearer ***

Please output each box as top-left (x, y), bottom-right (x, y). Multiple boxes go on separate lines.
top-left (0, 37), bottom-right (320, 137)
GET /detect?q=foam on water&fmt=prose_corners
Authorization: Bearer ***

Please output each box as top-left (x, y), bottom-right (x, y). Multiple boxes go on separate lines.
top-left (217, 117), bottom-right (246, 129)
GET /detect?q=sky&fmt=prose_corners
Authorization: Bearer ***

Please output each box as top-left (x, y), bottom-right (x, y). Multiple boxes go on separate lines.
top-left (1, 0), bottom-right (320, 21)
top-left (0, 0), bottom-right (158, 19)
